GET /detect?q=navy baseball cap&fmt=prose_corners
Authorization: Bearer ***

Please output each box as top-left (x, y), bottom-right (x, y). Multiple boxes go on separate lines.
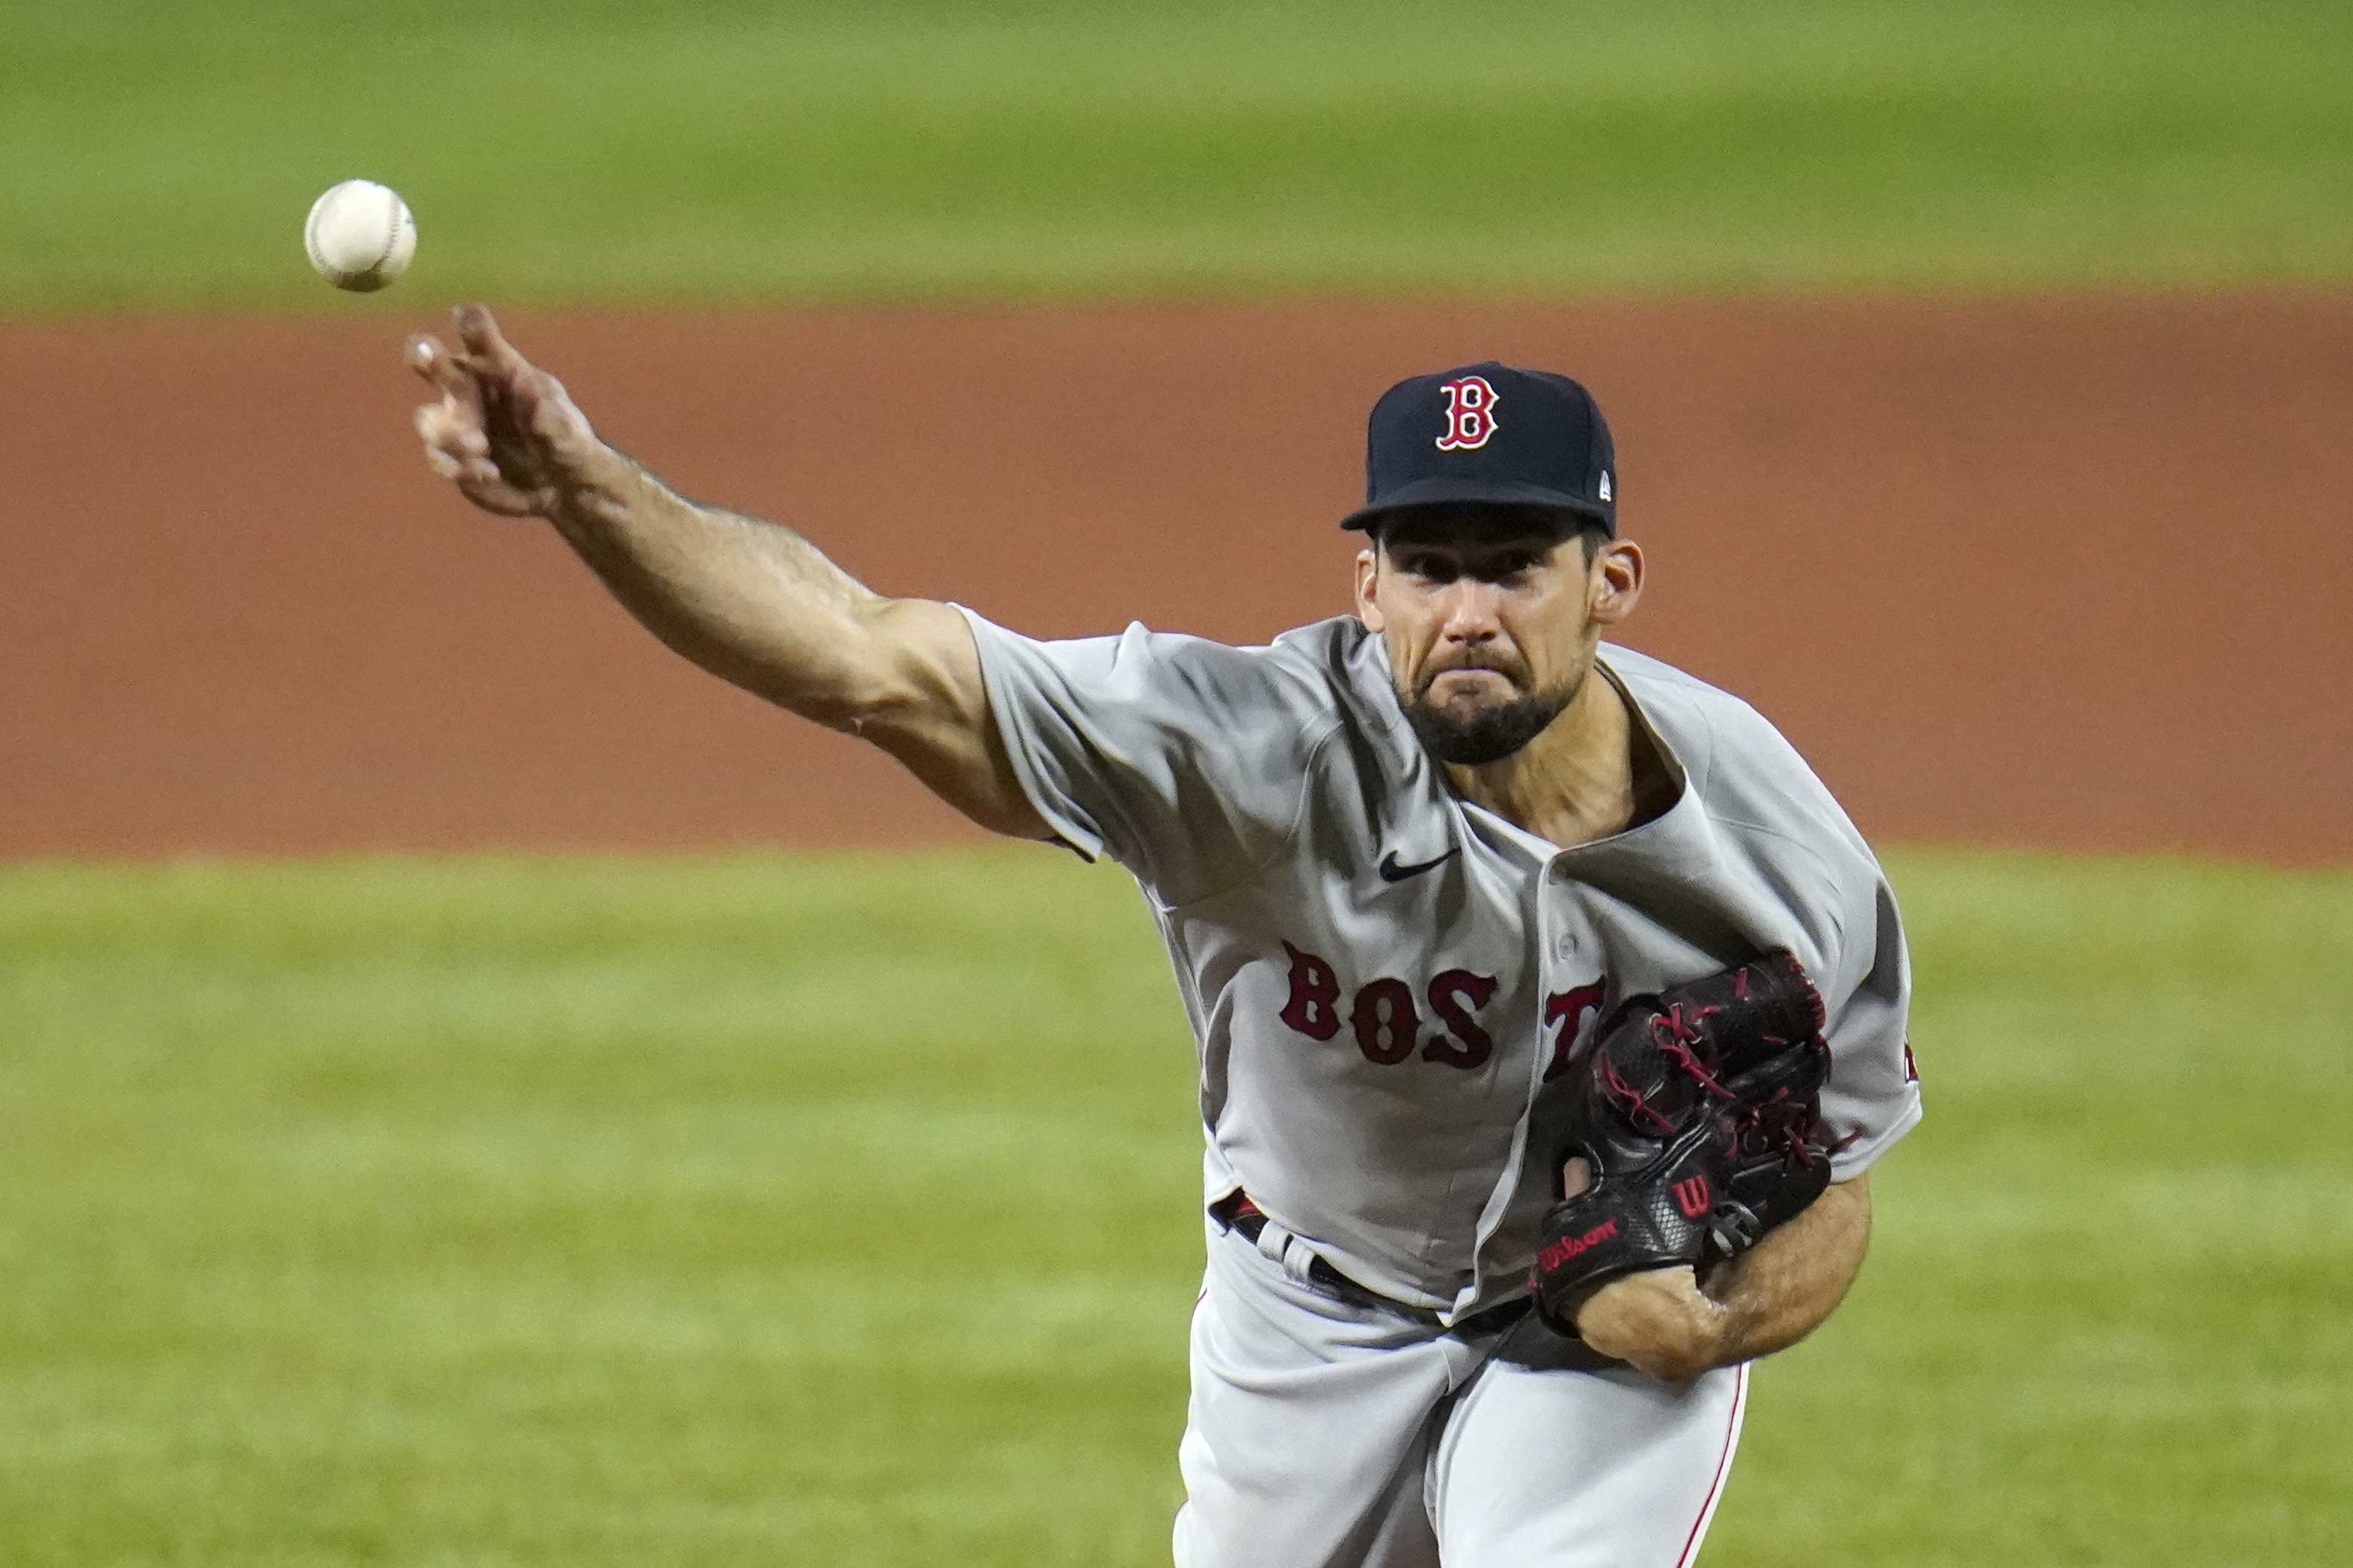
top-left (1340, 361), bottom-right (1617, 536)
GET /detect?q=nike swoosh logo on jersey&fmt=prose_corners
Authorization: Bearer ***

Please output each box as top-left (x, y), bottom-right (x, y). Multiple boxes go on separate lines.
top-left (1378, 848), bottom-right (1460, 883)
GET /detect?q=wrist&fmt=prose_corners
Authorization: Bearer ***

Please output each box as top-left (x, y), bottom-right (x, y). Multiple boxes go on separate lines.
top-left (548, 442), bottom-right (638, 525)
top-left (1690, 1292), bottom-right (1739, 1368)
top-left (1569, 1268), bottom-right (1737, 1380)
top-left (1645, 1289), bottom-right (1735, 1380)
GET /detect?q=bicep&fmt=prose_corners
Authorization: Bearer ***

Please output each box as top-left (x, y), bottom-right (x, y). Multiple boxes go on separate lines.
top-left (852, 598), bottom-right (1054, 842)
top-left (1772, 1172), bottom-right (1872, 1293)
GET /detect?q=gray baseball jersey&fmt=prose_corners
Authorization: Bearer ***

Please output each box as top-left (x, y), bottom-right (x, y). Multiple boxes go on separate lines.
top-left (959, 608), bottom-right (1920, 1325)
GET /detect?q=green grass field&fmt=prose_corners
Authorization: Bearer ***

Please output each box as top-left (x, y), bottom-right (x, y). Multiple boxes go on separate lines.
top-left (2, 848), bottom-right (2346, 1566)
top-left (5, 0), bottom-right (2351, 312)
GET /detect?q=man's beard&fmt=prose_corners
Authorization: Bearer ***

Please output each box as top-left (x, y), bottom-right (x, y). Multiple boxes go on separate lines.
top-left (1397, 665), bottom-right (1580, 766)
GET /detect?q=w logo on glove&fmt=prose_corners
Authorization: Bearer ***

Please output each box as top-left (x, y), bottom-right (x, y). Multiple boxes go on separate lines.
top-left (1672, 1175), bottom-right (1712, 1219)
top-left (1435, 375), bottom-right (1501, 451)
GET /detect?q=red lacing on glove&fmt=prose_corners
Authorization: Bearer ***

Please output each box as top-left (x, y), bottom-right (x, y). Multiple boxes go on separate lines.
top-left (1599, 1056), bottom-right (1678, 1134)
top-left (1648, 1003), bottom-right (1740, 1102)
top-left (1724, 1088), bottom-right (1829, 1168)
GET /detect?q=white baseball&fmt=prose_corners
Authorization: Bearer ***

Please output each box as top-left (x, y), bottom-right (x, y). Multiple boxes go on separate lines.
top-left (304, 179), bottom-right (417, 293)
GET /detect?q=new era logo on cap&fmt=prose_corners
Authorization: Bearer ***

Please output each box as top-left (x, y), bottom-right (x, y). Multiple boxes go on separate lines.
top-left (1342, 360), bottom-right (1617, 535)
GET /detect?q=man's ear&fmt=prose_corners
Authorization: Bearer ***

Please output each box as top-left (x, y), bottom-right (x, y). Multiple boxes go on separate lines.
top-left (1355, 546), bottom-right (1385, 631)
top-left (1587, 540), bottom-right (1645, 629)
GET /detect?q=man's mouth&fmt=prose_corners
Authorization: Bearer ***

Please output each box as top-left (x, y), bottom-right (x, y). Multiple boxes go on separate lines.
top-left (1424, 664), bottom-right (1521, 696)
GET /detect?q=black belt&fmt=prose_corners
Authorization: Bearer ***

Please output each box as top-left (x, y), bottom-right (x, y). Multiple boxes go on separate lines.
top-left (1210, 1192), bottom-right (1532, 1338)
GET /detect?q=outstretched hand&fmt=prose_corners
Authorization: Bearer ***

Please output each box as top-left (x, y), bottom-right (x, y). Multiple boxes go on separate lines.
top-left (409, 304), bottom-right (604, 518)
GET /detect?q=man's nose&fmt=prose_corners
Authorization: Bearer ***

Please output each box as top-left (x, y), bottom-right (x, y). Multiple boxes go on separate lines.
top-left (1437, 579), bottom-right (1502, 640)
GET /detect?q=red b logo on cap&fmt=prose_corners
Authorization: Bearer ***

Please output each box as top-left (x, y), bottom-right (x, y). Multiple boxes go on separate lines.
top-left (1435, 375), bottom-right (1500, 451)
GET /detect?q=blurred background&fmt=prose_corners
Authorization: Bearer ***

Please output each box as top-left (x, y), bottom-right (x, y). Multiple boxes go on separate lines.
top-left (2, 2), bottom-right (2348, 1563)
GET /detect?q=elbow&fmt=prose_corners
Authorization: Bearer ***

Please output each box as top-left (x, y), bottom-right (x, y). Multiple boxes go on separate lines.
top-left (717, 657), bottom-right (887, 731)
top-left (791, 674), bottom-right (908, 736)
top-left (780, 604), bottom-right (961, 740)
top-left (836, 643), bottom-right (949, 737)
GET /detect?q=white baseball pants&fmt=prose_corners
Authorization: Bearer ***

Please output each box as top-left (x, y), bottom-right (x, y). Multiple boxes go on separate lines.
top-left (1173, 1217), bottom-right (1748, 1568)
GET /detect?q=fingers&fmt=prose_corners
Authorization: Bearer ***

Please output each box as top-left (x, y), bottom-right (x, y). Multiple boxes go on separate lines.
top-left (413, 306), bottom-right (531, 411)
top-left (409, 336), bottom-right (491, 473)
top-left (405, 304), bottom-right (580, 519)
top-left (418, 399), bottom-right (538, 515)
top-left (1561, 1155), bottom-right (1594, 1198)
top-left (405, 332), bottom-right (482, 411)
top-left (439, 304), bottom-right (578, 445)
top-left (453, 302), bottom-right (533, 380)
top-left (412, 382), bottom-right (543, 517)
top-left (414, 399), bottom-right (485, 462)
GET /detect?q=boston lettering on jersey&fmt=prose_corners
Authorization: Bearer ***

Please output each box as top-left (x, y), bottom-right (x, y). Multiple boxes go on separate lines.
top-left (956, 609), bottom-right (1922, 1313)
top-left (1281, 940), bottom-right (1602, 1074)
top-left (1543, 983), bottom-right (1606, 1081)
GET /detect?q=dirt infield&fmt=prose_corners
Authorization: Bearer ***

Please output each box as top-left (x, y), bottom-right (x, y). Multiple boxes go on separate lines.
top-left (3, 295), bottom-right (2347, 863)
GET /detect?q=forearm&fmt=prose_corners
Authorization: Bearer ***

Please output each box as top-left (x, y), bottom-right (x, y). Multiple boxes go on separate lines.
top-left (411, 304), bottom-right (1047, 839)
top-left (543, 445), bottom-right (902, 729)
top-left (1699, 1172), bottom-right (1872, 1363)
top-left (1573, 1173), bottom-right (1873, 1380)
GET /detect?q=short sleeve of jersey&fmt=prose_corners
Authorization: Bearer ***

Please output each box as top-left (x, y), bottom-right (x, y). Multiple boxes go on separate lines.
top-left (1618, 650), bottom-right (1925, 1181)
top-left (956, 607), bottom-right (1334, 906)
top-left (1819, 866), bottom-right (1922, 1180)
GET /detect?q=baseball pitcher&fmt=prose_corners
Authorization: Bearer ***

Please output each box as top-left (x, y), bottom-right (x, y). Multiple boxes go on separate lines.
top-left (409, 306), bottom-right (1921, 1567)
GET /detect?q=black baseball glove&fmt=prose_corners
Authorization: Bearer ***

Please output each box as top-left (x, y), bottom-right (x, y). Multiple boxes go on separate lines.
top-left (1531, 952), bottom-right (1836, 1334)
